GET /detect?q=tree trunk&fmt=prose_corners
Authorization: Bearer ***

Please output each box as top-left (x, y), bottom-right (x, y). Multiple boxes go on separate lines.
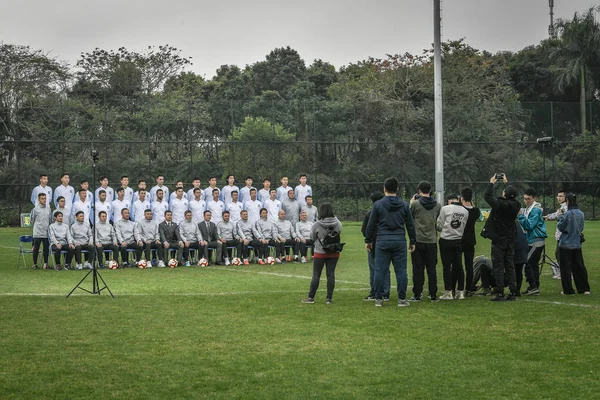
top-left (581, 65), bottom-right (587, 134)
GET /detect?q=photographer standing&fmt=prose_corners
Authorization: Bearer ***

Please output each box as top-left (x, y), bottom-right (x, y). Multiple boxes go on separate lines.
top-left (482, 174), bottom-right (521, 301)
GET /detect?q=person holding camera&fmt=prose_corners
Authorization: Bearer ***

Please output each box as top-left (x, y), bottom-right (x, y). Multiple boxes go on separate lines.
top-left (482, 174), bottom-right (521, 301)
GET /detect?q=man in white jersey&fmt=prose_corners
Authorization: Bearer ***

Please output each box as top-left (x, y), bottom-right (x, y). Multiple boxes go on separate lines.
top-left (294, 174), bottom-right (312, 207)
top-left (53, 196), bottom-right (70, 223)
top-left (264, 188), bottom-right (282, 223)
top-left (54, 173), bottom-right (75, 211)
top-left (221, 174), bottom-right (239, 205)
top-left (187, 177), bottom-right (203, 202)
top-left (111, 187), bottom-right (130, 223)
top-left (71, 189), bottom-right (92, 225)
top-left (133, 179), bottom-right (147, 204)
top-left (120, 175), bottom-right (134, 203)
top-left (276, 176), bottom-right (293, 202)
top-left (169, 181), bottom-right (185, 204)
top-left (150, 175), bottom-right (169, 203)
top-left (239, 176), bottom-right (254, 203)
top-left (188, 188), bottom-right (207, 224)
top-left (170, 187), bottom-right (189, 224)
top-left (244, 188), bottom-right (262, 224)
top-left (31, 173), bottom-right (52, 207)
top-left (151, 189), bottom-right (169, 224)
top-left (94, 189), bottom-right (112, 225)
top-left (132, 189), bottom-right (151, 222)
top-left (95, 176), bottom-right (114, 202)
top-left (258, 178), bottom-right (271, 203)
top-left (206, 188), bottom-right (226, 225)
top-left (78, 180), bottom-right (93, 205)
top-left (227, 191), bottom-right (243, 225)
top-left (204, 176), bottom-right (220, 201)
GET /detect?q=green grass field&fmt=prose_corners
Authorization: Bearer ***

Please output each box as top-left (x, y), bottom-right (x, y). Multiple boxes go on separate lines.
top-left (1, 221), bottom-right (598, 399)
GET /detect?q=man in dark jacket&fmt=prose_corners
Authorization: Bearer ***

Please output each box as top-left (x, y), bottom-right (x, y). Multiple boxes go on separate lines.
top-left (361, 191), bottom-right (390, 301)
top-left (460, 187), bottom-right (481, 295)
top-left (483, 174), bottom-right (521, 301)
top-left (159, 210), bottom-right (184, 267)
top-left (366, 177), bottom-right (417, 307)
top-left (409, 181), bottom-right (441, 302)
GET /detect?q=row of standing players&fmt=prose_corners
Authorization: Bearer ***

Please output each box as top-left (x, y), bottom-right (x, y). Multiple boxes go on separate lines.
top-left (30, 174), bottom-right (314, 224)
top-left (357, 177), bottom-right (590, 307)
top-left (29, 191), bottom-right (320, 270)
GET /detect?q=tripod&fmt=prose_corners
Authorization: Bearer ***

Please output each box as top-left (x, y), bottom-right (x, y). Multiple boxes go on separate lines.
top-left (538, 138), bottom-right (559, 279)
top-left (67, 149), bottom-right (114, 298)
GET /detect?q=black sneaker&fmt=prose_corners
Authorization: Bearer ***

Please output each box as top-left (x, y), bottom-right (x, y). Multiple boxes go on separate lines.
top-left (383, 296), bottom-right (390, 302)
top-left (325, 298), bottom-right (332, 305)
top-left (476, 288), bottom-right (492, 296)
top-left (491, 294), bottom-right (506, 302)
top-left (430, 297), bottom-right (440, 302)
top-left (302, 298), bottom-right (315, 304)
top-left (63, 265), bottom-right (70, 271)
top-left (408, 294), bottom-right (422, 302)
top-left (505, 294), bottom-right (517, 302)
top-left (363, 295), bottom-right (376, 301)
top-left (32, 265), bottom-right (39, 270)
top-left (465, 291), bottom-right (473, 298)
top-left (524, 287), bottom-right (540, 296)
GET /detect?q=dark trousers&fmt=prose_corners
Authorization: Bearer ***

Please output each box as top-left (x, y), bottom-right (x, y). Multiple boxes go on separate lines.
top-left (183, 242), bottom-right (208, 261)
top-left (96, 244), bottom-right (119, 264)
top-left (439, 238), bottom-right (463, 291)
top-left (515, 263), bottom-right (527, 293)
top-left (282, 238), bottom-right (296, 257)
top-left (480, 262), bottom-right (495, 289)
top-left (119, 242), bottom-right (140, 263)
top-left (368, 248), bottom-right (390, 297)
top-left (374, 240), bottom-right (408, 300)
top-left (308, 257), bottom-right (339, 299)
top-left (142, 241), bottom-right (163, 261)
top-left (491, 241), bottom-right (517, 295)
top-left (51, 244), bottom-right (73, 266)
top-left (272, 240), bottom-right (285, 258)
top-left (296, 239), bottom-right (314, 258)
top-left (559, 248), bottom-right (590, 294)
top-left (222, 239), bottom-right (241, 259)
top-left (74, 244), bottom-right (95, 264)
top-left (249, 240), bottom-right (264, 259)
top-left (33, 237), bottom-right (49, 265)
top-left (525, 245), bottom-right (544, 289)
top-left (411, 242), bottom-right (438, 298)
top-left (462, 244), bottom-right (475, 291)
top-left (163, 241), bottom-right (183, 264)
top-left (207, 241), bottom-right (223, 263)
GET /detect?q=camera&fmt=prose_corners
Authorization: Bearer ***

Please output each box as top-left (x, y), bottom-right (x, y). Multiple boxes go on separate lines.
top-left (414, 193), bottom-right (421, 200)
top-left (495, 173), bottom-right (505, 181)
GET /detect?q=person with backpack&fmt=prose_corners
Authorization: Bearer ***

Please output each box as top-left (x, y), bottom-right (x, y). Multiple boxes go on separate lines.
top-left (302, 203), bottom-right (343, 305)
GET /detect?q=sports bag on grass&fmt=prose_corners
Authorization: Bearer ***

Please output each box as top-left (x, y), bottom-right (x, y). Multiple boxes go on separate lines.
top-left (318, 227), bottom-right (345, 253)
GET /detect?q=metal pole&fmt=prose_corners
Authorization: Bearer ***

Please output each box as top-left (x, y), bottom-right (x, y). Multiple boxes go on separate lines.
top-left (434, 0), bottom-right (444, 203)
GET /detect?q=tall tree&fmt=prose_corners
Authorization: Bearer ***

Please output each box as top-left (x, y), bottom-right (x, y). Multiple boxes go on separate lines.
top-left (549, 6), bottom-right (600, 134)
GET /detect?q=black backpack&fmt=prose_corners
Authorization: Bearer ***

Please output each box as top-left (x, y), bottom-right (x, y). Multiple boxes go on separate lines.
top-left (319, 227), bottom-right (345, 253)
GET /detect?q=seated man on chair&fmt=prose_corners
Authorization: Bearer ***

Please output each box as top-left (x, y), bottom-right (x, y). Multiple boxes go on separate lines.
top-left (295, 210), bottom-right (314, 263)
top-left (94, 210), bottom-right (119, 268)
top-left (236, 210), bottom-right (258, 265)
top-left (217, 210), bottom-right (241, 266)
top-left (179, 210), bottom-right (208, 266)
top-left (115, 208), bottom-right (140, 267)
top-left (67, 211), bottom-right (95, 270)
top-left (49, 211), bottom-right (74, 270)
top-left (274, 209), bottom-right (297, 262)
top-left (199, 210), bottom-right (223, 265)
top-left (159, 210), bottom-right (184, 267)
top-left (134, 209), bottom-right (163, 267)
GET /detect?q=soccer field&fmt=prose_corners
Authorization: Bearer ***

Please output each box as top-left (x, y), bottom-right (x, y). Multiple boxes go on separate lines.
top-left (1, 222), bottom-right (598, 399)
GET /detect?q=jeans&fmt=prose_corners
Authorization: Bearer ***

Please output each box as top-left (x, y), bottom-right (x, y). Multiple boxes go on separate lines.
top-left (374, 240), bottom-right (408, 300)
top-left (368, 248), bottom-right (390, 297)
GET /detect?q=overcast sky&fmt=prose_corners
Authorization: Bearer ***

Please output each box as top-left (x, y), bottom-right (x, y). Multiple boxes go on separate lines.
top-left (1, 0), bottom-right (598, 78)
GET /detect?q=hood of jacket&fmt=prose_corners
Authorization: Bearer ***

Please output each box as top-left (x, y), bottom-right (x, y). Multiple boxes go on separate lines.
top-left (418, 195), bottom-right (438, 210)
top-left (380, 196), bottom-right (402, 212)
top-left (316, 216), bottom-right (341, 228)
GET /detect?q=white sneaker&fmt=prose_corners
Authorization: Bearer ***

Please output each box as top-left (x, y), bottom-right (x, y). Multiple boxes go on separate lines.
top-left (439, 290), bottom-right (454, 300)
top-left (146, 263), bottom-right (152, 268)
top-left (275, 258), bottom-right (282, 264)
top-left (225, 257), bottom-right (231, 266)
top-left (84, 262), bottom-right (93, 270)
top-left (76, 264), bottom-right (83, 270)
top-left (158, 260), bottom-right (166, 268)
top-left (301, 256), bottom-right (307, 263)
top-left (456, 290), bottom-right (465, 300)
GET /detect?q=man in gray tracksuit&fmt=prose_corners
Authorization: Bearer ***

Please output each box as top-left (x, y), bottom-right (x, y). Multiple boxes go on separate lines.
top-left (49, 211), bottom-right (73, 270)
top-left (217, 211), bottom-right (241, 265)
top-left (295, 210), bottom-right (314, 263)
top-left (134, 209), bottom-right (163, 266)
top-left (31, 192), bottom-right (52, 269)
top-left (68, 211), bottom-right (95, 269)
top-left (95, 210), bottom-right (119, 267)
top-left (254, 208), bottom-right (277, 264)
top-left (274, 209), bottom-right (297, 262)
top-left (114, 208), bottom-right (140, 266)
top-left (236, 210), bottom-right (257, 264)
top-left (179, 210), bottom-right (208, 265)
top-left (282, 189), bottom-right (301, 228)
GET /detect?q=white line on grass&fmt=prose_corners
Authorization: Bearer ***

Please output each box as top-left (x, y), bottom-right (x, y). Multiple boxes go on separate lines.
top-left (218, 267), bottom-right (365, 285)
top-left (0, 245), bottom-right (20, 250)
top-left (521, 299), bottom-right (600, 309)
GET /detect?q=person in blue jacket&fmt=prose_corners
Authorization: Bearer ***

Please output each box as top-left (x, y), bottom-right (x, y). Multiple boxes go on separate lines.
top-left (517, 188), bottom-right (547, 296)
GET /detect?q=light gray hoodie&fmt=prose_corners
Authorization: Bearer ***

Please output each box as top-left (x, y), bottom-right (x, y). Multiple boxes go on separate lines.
top-left (436, 203), bottom-right (469, 241)
top-left (95, 221), bottom-right (117, 245)
top-left (115, 219), bottom-right (135, 243)
top-left (310, 217), bottom-right (342, 254)
top-left (30, 204), bottom-right (51, 238)
top-left (68, 221), bottom-right (93, 245)
top-left (49, 221), bottom-right (69, 246)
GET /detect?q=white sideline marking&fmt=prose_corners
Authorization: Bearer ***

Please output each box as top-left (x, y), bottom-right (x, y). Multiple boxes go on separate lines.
top-left (0, 287), bottom-right (370, 297)
top-left (521, 299), bottom-right (600, 309)
top-left (0, 245), bottom-right (20, 250)
top-left (219, 267), bottom-right (365, 285)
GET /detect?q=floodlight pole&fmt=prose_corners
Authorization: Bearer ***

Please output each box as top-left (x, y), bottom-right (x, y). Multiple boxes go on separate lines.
top-left (434, 0), bottom-right (445, 203)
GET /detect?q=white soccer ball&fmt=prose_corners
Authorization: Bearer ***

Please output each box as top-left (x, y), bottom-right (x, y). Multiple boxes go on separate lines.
top-left (266, 256), bottom-right (275, 265)
top-left (231, 257), bottom-right (241, 266)
top-left (198, 258), bottom-right (209, 267)
top-left (137, 259), bottom-right (148, 269)
top-left (168, 259), bottom-right (178, 268)
top-left (107, 260), bottom-right (119, 270)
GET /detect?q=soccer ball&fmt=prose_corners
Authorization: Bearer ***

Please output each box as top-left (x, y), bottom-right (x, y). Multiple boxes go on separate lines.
top-left (137, 260), bottom-right (148, 269)
top-left (107, 260), bottom-right (119, 270)
top-left (198, 258), bottom-right (209, 267)
top-left (266, 256), bottom-right (275, 265)
top-left (168, 259), bottom-right (178, 268)
top-left (231, 257), bottom-right (241, 266)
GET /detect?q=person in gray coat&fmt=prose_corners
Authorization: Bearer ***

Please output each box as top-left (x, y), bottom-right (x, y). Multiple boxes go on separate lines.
top-left (48, 211), bottom-right (74, 270)
top-left (302, 203), bottom-right (342, 305)
top-left (31, 192), bottom-right (51, 269)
